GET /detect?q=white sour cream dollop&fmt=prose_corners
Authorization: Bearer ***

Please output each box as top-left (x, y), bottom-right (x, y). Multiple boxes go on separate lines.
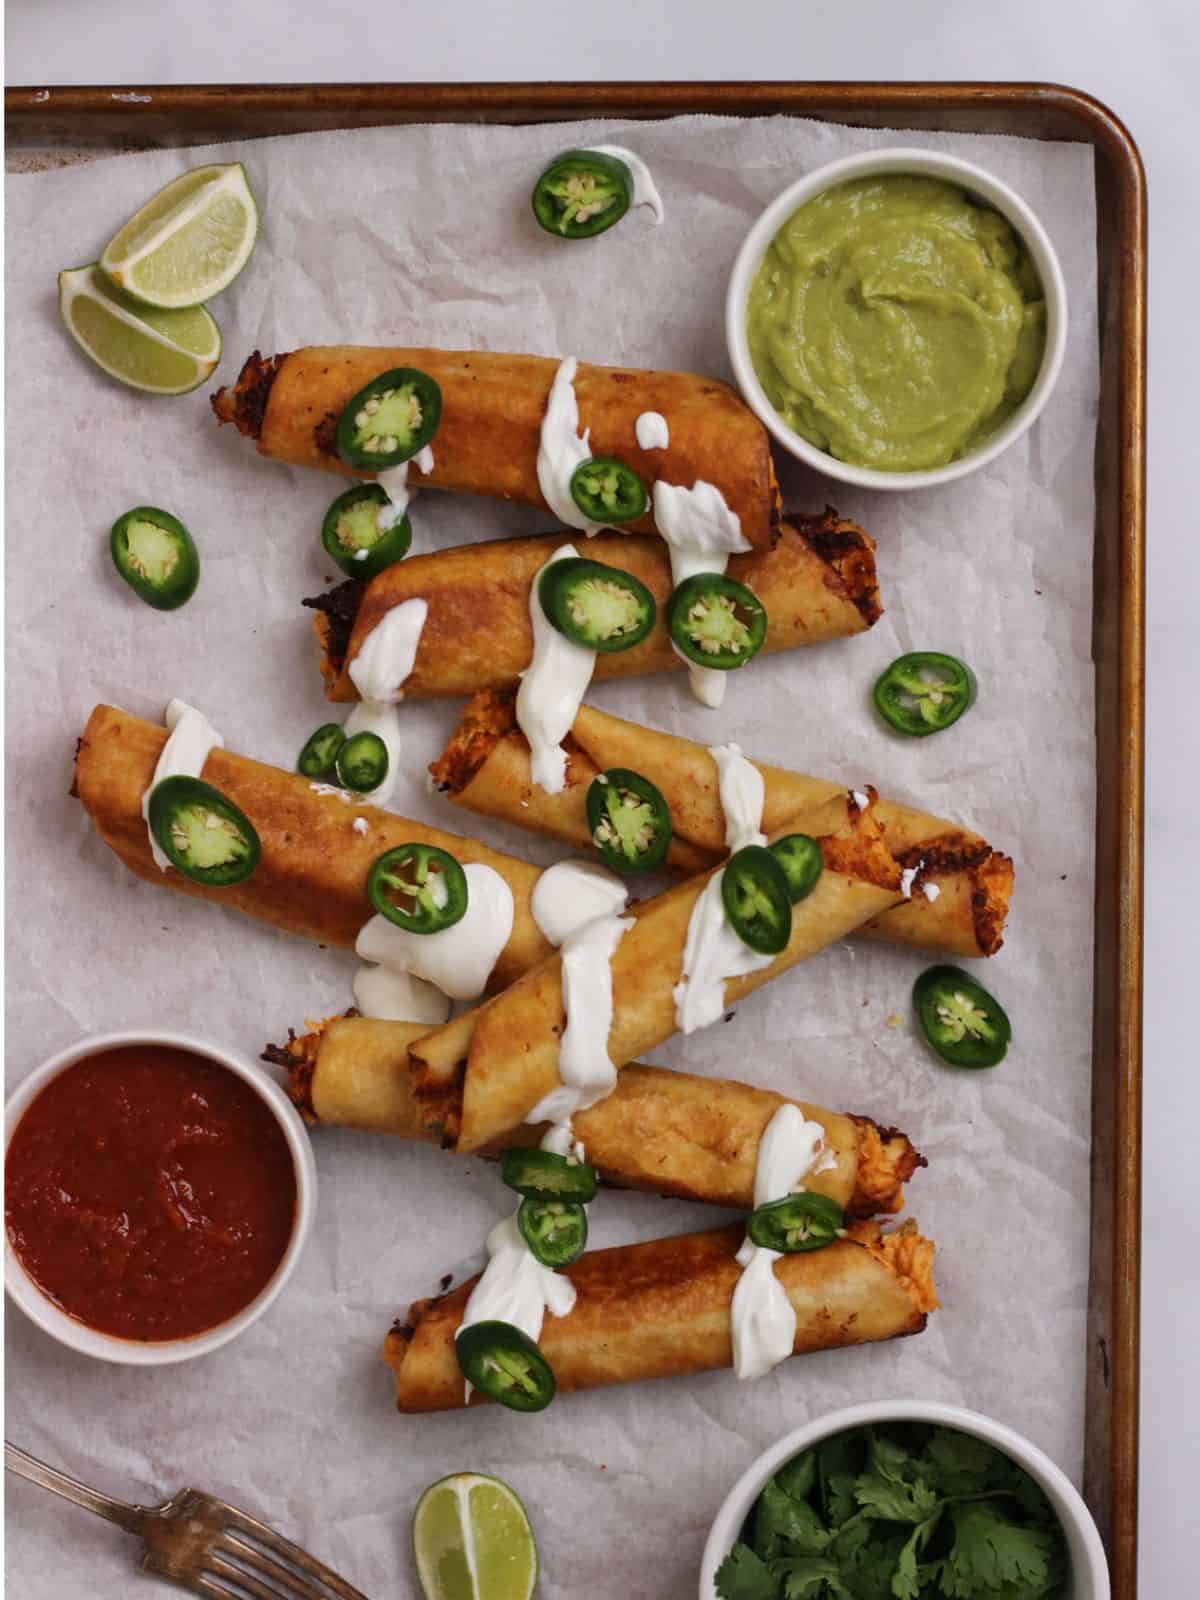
top-left (652, 479), bottom-right (751, 708)
top-left (531, 859), bottom-right (629, 948)
top-left (343, 598), bottom-right (428, 806)
top-left (526, 910), bottom-right (632, 1126)
top-left (634, 410), bottom-right (670, 451)
top-left (515, 543), bottom-right (596, 794)
top-left (373, 444), bottom-right (435, 532)
top-left (352, 965), bottom-right (451, 1025)
top-left (673, 744), bottom-right (773, 1034)
top-left (456, 1212), bottom-right (577, 1381)
top-left (731, 1105), bottom-right (837, 1382)
top-left (355, 862), bottom-right (514, 1001)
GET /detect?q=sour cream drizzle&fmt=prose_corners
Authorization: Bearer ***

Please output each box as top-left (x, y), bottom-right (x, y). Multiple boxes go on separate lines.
top-left (355, 862), bottom-right (514, 1002)
top-left (457, 1212), bottom-right (578, 1374)
top-left (536, 359), bottom-right (601, 534)
top-left (731, 1105), bottom-right (837, 1382)
top-left (515, 543), bottom-right (596, 793)
top-left (531, 859), bottom-right (629, 948)
top-left (374, 443), bottom-right (435, 533)
top-left (525, 909), bottom-right (632, 1127)
top-left (652, 478), bottom-right (752, 708)
top-left (352, 965), bottom-right (451, 1025)
top-left (635, 410), bottom-right (670, 451)
top-left (673, 744), bottom-right (772, 1034)
top-left (586, 145), bottom-right (664, 223)
top-left (458, 863), bottom-right (630, 1391)
top-left (344, 598), bottom-right (427, 807)
top-left (141, 700), bottom-right (224, 871)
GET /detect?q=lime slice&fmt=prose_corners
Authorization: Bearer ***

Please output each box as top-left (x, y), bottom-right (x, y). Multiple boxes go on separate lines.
top-left (100, 162), bottom-right (258, 309)
top-left (413, 1473), bottom-right (538, 1600)
top-left (58, 265), bottom-right (221, 395)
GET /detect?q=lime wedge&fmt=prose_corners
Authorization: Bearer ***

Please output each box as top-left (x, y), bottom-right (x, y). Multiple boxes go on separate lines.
top-left (413, 1473), bottom-right (538, 1600)
top-left (58, 264), bottom-right (221, 394)
top-left (100, 162), bottom-right (258, 309)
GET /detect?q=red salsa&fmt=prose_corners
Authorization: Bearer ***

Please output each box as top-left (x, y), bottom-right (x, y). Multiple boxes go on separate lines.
top-left (5, 1044), bottom-right (297, 1342)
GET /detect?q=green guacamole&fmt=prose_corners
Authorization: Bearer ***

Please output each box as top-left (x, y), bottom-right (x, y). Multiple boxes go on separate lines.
top-left (746, 175), bottom-right (1047, 472)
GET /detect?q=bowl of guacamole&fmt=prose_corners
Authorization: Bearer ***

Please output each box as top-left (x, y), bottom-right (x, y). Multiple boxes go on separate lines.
top-left (726, 149), bottom-right (1068, 489)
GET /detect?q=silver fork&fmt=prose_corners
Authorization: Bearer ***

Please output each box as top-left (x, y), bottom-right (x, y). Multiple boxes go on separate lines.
top-left (6, 1441), bottom-right (370, 1600)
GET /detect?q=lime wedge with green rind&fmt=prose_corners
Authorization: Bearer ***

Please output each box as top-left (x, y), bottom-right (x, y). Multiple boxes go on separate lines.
top-left (100, 162), bottom-right (258, 309)
top-left (413, 1473), bottom-right (538, 1600)
top-left (58, 264), bottom-right (221, 394)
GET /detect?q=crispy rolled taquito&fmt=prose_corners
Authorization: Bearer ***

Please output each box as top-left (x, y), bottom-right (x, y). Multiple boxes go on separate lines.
top-left (383, 1219), bottom-right (937, 1412)
top-left (72, 705), bottom-right (552, 987)
top-left (410, 793), bottom-right (903, 1152)
top-left (212, 346), bottom-right (780, 546)
top-left (304, 510), bottom-right (881, 704)
top-left (266, 1014), bottom-right (925, 1217)
top-left (431, 694), bottom-right (1014, 957)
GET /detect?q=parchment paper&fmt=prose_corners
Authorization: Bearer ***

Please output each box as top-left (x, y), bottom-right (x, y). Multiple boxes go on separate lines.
top-left (5, 114), bottom-right (1098, 1599)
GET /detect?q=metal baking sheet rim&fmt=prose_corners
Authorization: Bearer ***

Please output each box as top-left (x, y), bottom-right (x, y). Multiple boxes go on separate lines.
top-left (4, 80), bottom-right (1147, 1600)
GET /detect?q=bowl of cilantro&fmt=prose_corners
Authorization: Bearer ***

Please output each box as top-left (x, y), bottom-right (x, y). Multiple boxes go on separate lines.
top-left (700, 1401), bottom-right (1108, 1600)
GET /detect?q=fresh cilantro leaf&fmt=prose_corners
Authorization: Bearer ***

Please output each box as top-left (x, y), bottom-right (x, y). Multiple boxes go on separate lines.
top-left (854, 1469), bottom-right (941, 1525)
top-left (771, 1554), bottom-right (849, 1598)
top-left (939, 1502), bottom-right (1055, 1598)
top-left (891, 1513), bottom-right (941, 1600)
top-left (819, 1432), bottom-right (864, 1523)
top-left (715, 1540), bottom-right (779, 1600)
top-left (832, 1530), bottom-right (911, 1600)
top-left (869, 1432), bottom-right (919, 1487)
top-left (753, 1480), bottom-right (831, 1559)
top-left (923, 1430), bottom-right (1000, 1496)
top-left (775, 1450), bottom-right (818, 1507)
top-left (825, 1472), bottom-right (859, 1528)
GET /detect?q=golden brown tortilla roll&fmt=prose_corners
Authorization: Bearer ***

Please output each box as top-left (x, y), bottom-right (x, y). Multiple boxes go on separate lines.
top-left (410, 793), bottom-right (903, 1153)
top-left (212, 346), bottom-right (780, 546)
top-left (72, 705), bottom-right (551, 988)
top-left (383, 1219), bottom-right (937, 1412)
top-left (431, 694), bottom-right (1014, 958)
top-left (305, 510), bottom-right (881, 703)
top-left (266, 1014), bottom-right (925, 1218)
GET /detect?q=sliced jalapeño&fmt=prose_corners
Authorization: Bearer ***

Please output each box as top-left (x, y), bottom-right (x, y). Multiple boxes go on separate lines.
top-left (500, 1147), bottom-right (598, 1203)
top-left (297, 723), bottom-right (346, 780)
top-left (746, 1192), bottom-right (844, 1253)
top-left (568, 457), bottom-right (648, 525)
top-left (517, 1198), bottom-right (588, 1269)
top-left (538, 557), bottom-right (656, 654)
top-left (335, 730), bottom-right (389, 793)
top-left (769, 833), bottom-right (824, 904)
top-left (721, 844), bottom-right (792, 956)
top-left (110, 505), bottom-right (199, 611)
top-left (320, 482), bottom-right (412, 578)
top-left (146, 775), bottom-right (260, 887)
top-left (335, 367), bottom-right (442, 470)
top-left (873, 652), bottom-right (977, 737)
top-left (455, 1320), bottom-right (556, 1413)
top-left (585, 768), bottom-right (672, 875)
top-left (367, 843), bottom-right (468, 935)
top-left (531, 149), bottom-right (633, 239)
top-left (667, 573), bottom-right (767, 670)
top-left (913, 964), bottom-right (1011, 1068)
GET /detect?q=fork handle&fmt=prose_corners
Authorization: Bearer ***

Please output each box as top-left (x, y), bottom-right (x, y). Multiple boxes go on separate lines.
top-left (5, 1442), bottom-right (149, 1535)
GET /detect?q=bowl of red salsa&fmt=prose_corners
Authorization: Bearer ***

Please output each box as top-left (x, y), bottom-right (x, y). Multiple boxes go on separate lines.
top-left (4, 1032), bottom-right (317, 1364)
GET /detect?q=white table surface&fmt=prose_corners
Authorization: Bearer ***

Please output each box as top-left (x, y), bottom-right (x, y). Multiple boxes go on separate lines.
top-left (5, 4), bottom-right (1194, 1596)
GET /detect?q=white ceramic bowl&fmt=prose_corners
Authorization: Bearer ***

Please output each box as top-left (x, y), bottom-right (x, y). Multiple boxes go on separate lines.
top-left (4, 1029), bottom-right (317, 1366)
top-left (699, 1400), bottom-right (1109, 1600)
top-left (725, 147), bottom-right (1069, 491)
